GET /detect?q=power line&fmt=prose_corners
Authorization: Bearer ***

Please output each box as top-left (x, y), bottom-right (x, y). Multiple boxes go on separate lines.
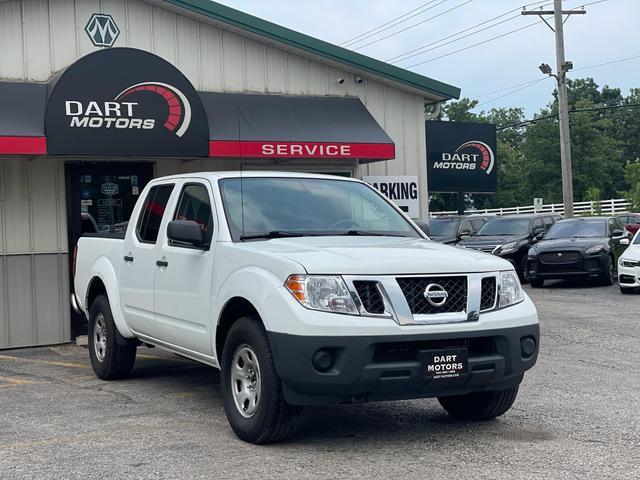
top-left (387, 0), bottom-right (550, 64)
top-left (497, 103), bottom-right (640, 130)
top-left (351, 0), bottom-right (476, 51)
top-left (572, 54), bottom-right (640, 72)
top-left (341, 0), bottom-right (444, 47)
top-left (476, 77), bottom-right (550, 107)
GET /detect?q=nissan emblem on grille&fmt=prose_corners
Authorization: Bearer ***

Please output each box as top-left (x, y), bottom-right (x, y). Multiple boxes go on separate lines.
top-left (423, 283), bottom-right (448, 307)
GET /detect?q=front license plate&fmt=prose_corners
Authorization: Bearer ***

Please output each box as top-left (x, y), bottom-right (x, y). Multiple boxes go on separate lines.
top-left (422, 348), bottom-right (468, 379)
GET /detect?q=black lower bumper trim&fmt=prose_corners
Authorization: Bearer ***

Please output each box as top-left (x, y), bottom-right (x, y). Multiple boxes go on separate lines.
top-left (267, 323), bottom-right (539, 406)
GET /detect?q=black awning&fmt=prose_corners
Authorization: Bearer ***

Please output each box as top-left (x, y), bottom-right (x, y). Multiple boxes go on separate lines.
top-left (199, 93), bottom-right (394, 161)
top-left (0, 82), bottom-right (47, 154)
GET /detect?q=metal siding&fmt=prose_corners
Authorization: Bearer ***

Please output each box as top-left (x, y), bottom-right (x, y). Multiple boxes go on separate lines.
top-left (307, 60), bottom-right (327, 95)
top-left (30, 158), bottom-right (61, 252)
top-left (75, 0), bottom-right (101, 58)
top-left (49, 0), bottom-right (78, 72)
top-left (175, 15), bottom-right (200, 88)
top-left (0, 2), bottom-right (25, 79)
top-left (34, 254), bottom-right (65, 344)
top-left (326, 66), bottom-right (348, 96)
top-left (265, 45), bottom-right (287, 93)
top-left (198, 22), bottom-right (223, 91)
top-left (243, 38), bottom-right (266, 93)
top-left (0, 256), bottom-right (7, 348)
top-left (221, 30), bottom-right (244, 91)
top-left (151, 5), bottom-right (177, 64)
top-left (101, 0), bottom-right (128, 44)
top-left (286, 53), bottom-right (307, 95)
top-left (383, 88), bottom-right (405, 176)
top-left (6, 254), bottom-right (35, 346)
top-left (3, 159), bottom-right (31, 254)
top-left (22, 0), bottom-right (52, 80)
top-left (126, 0), bottom-right (153, 50)
top-left (0, 160), bottom-right (5, 254)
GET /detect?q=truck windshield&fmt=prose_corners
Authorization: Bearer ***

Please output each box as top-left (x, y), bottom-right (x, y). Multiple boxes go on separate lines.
top-left (545, 220), bottom-right (606, 239)
top-left (476, 218), bottom-right (530, 236)
top-left (218, 177), bottom-right (421, 241)
top-left (428, 219), bottom-right (458, 237)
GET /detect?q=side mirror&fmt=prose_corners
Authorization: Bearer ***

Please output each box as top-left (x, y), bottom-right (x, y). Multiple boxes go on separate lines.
top-left (620, 238), bottom-right (630, 246)
top-left (458, 228), bottom-right (471, 238)
top-left (610, 229), bottom-right (624, 238)
top-left (167, 220), bottom-right (206, 248)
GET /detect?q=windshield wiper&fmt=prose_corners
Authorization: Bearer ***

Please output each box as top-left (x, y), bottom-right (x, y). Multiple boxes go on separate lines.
top-left (341, 230), bottom-right (406, 237)
top-left (240, 231), bottom-right (316, 240)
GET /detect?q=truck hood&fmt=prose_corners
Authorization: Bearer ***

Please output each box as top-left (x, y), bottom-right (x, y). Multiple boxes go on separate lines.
top-left (240, 236), bottom-right (511, 275)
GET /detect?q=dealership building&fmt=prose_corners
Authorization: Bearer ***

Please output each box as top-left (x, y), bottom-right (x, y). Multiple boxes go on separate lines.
top-left (0, 0), bottom-right (460, 349)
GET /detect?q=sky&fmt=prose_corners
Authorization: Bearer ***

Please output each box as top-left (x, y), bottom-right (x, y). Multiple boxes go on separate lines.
top-left (219, 0), bottom-right (639, 116)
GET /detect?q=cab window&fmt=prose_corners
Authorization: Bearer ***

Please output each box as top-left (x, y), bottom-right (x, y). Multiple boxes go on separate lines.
top-left (532, 218), bottom-right (544, 232)
top-left (172, 183), bottom-right (214, 247)
top-left (470, 219), bottom-right (486, 232)
top-left (459, 220), bottom-right (472, 234)
top-left (137, 184), bottom-right (174, 244)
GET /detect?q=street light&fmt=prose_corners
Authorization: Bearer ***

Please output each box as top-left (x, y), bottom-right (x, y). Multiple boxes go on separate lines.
top-left (539, 63), bottom-right (553, 75)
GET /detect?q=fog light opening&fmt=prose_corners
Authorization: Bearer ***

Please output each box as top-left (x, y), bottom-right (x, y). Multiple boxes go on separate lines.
top-left (520, 336), bottom-right (536, 358)
top-left (312, 349), bottom-right (333, 373)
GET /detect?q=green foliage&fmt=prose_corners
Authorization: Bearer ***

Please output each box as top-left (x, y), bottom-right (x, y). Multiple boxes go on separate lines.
top-left (430, 77), bottom-right (638, 213)
top-left (585, 187), bottom-right (602, 215)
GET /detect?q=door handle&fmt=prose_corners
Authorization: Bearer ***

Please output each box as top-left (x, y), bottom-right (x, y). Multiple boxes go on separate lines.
top-left (156, 260), bottom-right (169, 268)
top-left (123, 256), bottom-right (134, 262)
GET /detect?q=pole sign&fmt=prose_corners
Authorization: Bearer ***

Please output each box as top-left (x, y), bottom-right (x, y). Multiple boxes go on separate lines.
top-left (363, 175), bottom-right (419, 218)
top-left (425, 121), bottom-right (497, 193)
top-left (533, 197), bottom-right (543, 212)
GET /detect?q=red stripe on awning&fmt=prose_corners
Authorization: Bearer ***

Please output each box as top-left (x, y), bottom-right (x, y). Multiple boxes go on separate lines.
top-left (0, 136), bottom-right (47, 155)
top-left (209, 141), bottom-right (395, 160)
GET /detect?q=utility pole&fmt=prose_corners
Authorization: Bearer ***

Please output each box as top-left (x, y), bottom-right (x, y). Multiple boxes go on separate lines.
top-left (523, 1), bottom-right (586, 218)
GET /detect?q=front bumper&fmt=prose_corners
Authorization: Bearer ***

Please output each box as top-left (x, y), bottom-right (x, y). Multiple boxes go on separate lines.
top-left (618, 264), bottom-right (640, 287)
top-left (528, 253), bottom-right (607, 280)
top-left (268, 323), bottom-right (539, 406)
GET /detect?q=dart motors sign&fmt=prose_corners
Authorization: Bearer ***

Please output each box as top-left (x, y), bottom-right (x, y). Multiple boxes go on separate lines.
top-left (425, 121), bottom-right (497, 193)
top-left (45, 48), bottom-right (208, 157)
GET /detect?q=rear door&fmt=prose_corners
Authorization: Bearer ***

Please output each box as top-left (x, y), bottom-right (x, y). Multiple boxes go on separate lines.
top-left (119, 183), bottom-right (174, 336)
top-left (153, 180), bottom-right (217, 355)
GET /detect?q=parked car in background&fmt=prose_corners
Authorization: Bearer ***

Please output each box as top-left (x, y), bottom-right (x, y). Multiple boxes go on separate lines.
top-left (458, 214), bottom-right (559, 281)
top-left (617, 213), bottom-right (640, 235)
top-left (618, 229), bottom-right (640, 294)
top-left (527, 217), bottom-right (631, 287)
top-left (427, 215), bottom-right (489, 245)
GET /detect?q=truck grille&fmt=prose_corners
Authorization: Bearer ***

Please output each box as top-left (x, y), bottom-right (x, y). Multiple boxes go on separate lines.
top-left (396, 276), bottom-right (467, 314)
top-left (540, 251), bottom-right (580, 264)
top-left (353, 281), bottom-right (385, 314)
top-left (480, 277), bottom-right (497, 311)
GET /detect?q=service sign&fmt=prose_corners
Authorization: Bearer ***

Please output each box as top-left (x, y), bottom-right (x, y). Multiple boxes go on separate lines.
top-left (363, 175), bottom-right (419, 218)
top-left (45, 48), bottom-right (209, 157)
top-left (425, 121), bottom-right (497, 193)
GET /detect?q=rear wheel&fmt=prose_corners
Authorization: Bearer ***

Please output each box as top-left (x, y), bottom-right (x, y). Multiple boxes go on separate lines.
top-left (220, 316), bottom-right (300, 444)
top-left (88, 294), bottom-right (137, 380)
top-left (438, 386), bottom-right (519, 421)
top-left (599, 256), bottom-right (615, 286)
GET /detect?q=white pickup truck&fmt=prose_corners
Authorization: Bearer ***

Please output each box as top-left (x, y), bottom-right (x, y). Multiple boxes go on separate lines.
top-left (73, 172), bottom-right (539, 444)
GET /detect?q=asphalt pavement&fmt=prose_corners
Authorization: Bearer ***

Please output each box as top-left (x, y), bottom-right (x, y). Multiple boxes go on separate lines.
top-left (1, 281), bottom-right (639, 479)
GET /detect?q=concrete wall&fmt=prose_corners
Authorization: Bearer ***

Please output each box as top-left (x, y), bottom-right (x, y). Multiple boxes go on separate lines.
top-left (0, 158), bottom-right (70, 348)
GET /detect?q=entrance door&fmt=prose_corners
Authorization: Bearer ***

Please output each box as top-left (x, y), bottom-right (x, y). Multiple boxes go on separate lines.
top-left (66, 162), bottom-right (154, 337)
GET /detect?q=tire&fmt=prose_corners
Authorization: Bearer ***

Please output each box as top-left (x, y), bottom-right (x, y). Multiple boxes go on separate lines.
top-left (599, 256), bottom-right (615, 286)
top-left (518, 257), bottom-right (530, 284)
top-left (530, 278), bottom-right (544, 288)
top-left (88, 294), bottom-right (137, 380)
top-left (438, 386), bottom-right (519, 421)
top-left (220, 316), bottom-right (301, 444)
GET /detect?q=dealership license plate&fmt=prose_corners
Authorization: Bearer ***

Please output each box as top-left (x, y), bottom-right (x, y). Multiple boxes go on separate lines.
top-left (422, 348), bottom-right (468, 379)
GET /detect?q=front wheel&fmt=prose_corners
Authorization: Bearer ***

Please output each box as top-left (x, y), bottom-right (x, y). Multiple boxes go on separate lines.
top-left (220, 316), bottom-right (300, 444)
top-left (599, 256), bottom-right (615, 286)
top-left (438, 386), bottom-right (519, 421)
top-left (88, 294), bottom-right (137, 380)
top-left (530, 278), bottom-right (544, 288)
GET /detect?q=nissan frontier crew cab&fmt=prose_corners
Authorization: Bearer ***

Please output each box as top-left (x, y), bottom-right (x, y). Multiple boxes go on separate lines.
top-left (72, 172), bottom-right (540, 444)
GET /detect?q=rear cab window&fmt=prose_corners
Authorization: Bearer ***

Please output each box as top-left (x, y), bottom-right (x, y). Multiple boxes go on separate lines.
top-left (136, 184), bottom-right (174, 244)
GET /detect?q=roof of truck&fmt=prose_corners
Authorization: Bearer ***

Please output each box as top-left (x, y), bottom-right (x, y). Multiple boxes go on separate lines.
top-left (153, 171), bottom-right (363, 182)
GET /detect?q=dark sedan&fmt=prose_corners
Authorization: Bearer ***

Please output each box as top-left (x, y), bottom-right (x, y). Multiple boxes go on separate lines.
top-left (427, 215), bottom-right (488, 245)
top-left (527, 217), bottom-right (631, 287)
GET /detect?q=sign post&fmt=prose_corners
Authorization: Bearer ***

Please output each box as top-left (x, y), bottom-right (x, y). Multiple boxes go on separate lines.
top-left (533, 197), bottom-right (543, 212)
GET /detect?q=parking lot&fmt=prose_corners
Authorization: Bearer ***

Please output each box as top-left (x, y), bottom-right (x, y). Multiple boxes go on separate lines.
top-left (1, 282), bottom-right (638, 480)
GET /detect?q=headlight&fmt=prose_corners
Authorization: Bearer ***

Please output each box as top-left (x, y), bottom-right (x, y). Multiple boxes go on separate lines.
top-left (528, 246), bottom-right (539, 258)
top-left (285, 275), bottom-right (358, 314)
top-left (499, 241), bottom-right (518, 254)
top-left (499, 270), bottom-right (524, 308)
top-left (585, 244), bottom-right (607, 255)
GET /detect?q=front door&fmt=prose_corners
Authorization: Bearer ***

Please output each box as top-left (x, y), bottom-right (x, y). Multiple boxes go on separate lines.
top-left (153, 180), bottom-right (216, 356)
top-left (66, 162), bottom-right (153, 337)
